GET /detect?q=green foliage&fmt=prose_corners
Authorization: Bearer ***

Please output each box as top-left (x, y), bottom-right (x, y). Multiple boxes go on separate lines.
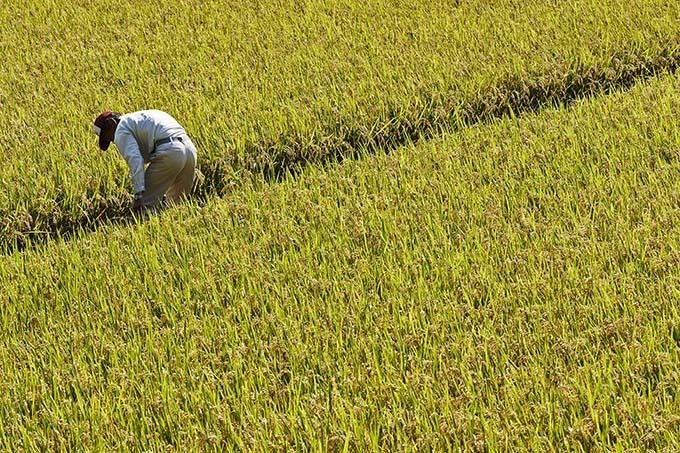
top-left (1, 0), bottom-right (680, 248)
top-left (2, 68), bottom-right (680, 449)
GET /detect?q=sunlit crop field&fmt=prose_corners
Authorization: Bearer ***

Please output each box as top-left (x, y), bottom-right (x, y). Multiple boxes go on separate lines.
top-left (3, 0), bottom-right (680, 450)
top-left (1, 0), bottom-right (680, 248)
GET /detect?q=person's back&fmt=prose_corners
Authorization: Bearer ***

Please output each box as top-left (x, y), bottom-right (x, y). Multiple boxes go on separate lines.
top-left (93, 109), bottom-right (197, 212)
top-left (115, 110), bottom-right (186, 160)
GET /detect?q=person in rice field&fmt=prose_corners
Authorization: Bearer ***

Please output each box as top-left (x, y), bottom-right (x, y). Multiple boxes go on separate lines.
top-left (92, 109), bottom-right (197, 213)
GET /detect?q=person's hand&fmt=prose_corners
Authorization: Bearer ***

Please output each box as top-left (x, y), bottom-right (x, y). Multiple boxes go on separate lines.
top-left (132, 191), bottom-right (145, 213)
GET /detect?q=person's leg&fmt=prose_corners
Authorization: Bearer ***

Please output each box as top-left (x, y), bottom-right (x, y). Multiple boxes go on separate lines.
top-left (142, 146), bottom-right (187, 209)
top-left (166, 138), bottom-right (197, 203)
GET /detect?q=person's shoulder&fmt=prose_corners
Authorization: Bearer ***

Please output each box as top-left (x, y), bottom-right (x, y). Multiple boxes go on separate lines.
top-left (126, 109), bottom-right (174, 122)
top-left (114, 113), bottom-right (137, 141)
top-left (119, 110), bottom-right (157, 129)
top-left (113, 113), bottom-right (130, 132)
top-left (121, 110), bottom-right (146, 121)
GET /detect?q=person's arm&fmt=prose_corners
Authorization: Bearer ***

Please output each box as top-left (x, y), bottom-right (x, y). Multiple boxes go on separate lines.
top-left (114, 131), bottom-right (145, 195)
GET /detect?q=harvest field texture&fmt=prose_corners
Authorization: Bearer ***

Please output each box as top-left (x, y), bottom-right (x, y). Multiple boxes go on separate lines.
top-left (1, 0), bottom-right (680, 249)
top-left (3, 0), bottom-right (680, 450)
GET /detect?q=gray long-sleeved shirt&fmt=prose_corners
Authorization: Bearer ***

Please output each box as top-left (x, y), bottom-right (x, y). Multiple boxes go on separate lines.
top-left (113, 110), bottom-right (186, 193)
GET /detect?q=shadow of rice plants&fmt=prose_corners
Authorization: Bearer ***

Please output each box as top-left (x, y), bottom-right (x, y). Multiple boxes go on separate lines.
top-left (6, 45), bottom-right (680, 254)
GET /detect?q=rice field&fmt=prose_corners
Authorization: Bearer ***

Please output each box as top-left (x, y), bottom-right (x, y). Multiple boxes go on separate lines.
top-left (4, 0), bottom-right (680, 450)
top-left (1, 0), bottom-right (680, 249)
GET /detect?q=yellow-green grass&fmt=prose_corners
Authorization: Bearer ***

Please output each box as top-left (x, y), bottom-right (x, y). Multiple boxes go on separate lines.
top-left (2, 0), bottom-right (680, 249)
top-left (3, 71), bottom-right (680, 450)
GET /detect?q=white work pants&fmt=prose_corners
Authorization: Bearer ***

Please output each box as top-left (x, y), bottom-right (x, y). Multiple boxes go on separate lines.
top-left (141, 136), bottom-right (197, 209)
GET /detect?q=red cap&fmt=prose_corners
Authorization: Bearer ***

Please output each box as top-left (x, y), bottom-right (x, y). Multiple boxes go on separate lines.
top-left (93, 111), bottom-right (113, 150)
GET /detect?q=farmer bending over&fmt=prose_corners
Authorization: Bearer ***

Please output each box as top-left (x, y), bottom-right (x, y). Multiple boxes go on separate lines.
top-left (93, 109), bottom-right (197, 213)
